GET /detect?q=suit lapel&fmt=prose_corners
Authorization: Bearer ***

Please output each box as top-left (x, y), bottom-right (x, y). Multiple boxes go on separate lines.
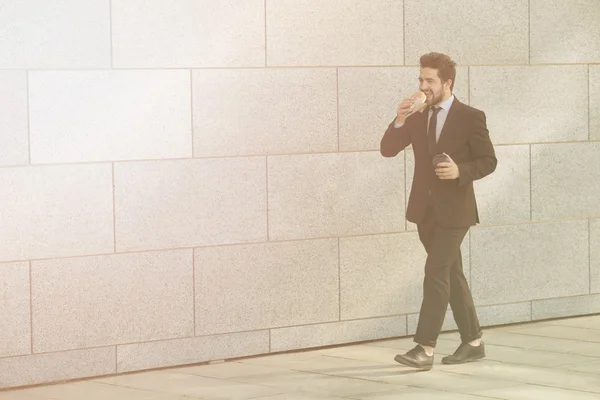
top-left (420, 107), bottom-right (429, 134)
top-left (435, 98), bottom-right (463, 152)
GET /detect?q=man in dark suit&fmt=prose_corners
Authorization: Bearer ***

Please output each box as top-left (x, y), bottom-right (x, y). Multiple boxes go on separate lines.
top-left (380, 52), bottom-right (497, 370)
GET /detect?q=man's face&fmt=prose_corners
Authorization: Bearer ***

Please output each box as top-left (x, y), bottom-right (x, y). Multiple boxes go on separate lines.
top-left (419, 67), bottom-right (449, 106)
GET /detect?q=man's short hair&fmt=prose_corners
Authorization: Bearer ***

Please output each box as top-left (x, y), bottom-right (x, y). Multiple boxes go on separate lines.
top-left (420, 52), bottom-right (457, 91)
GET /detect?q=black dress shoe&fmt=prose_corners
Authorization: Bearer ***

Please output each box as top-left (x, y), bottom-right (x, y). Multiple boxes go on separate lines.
top-left (394, 345), bottom-right (433, 370)
top-left (442, 341), bottom-right (486, 364)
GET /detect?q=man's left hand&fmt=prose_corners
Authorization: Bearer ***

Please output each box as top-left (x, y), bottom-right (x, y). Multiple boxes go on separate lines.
top-left (435, 157), bottom-right (460, 180)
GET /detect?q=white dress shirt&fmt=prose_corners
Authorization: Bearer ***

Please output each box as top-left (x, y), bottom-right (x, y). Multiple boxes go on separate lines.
top-left (427, 95), bottom-right (454, 143)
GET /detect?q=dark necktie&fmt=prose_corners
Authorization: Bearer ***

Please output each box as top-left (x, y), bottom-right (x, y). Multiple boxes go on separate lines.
top-left (428, 106), bottom-right (441, 154)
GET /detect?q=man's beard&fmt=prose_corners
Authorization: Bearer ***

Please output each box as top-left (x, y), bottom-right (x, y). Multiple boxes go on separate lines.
top-left (427, 91), bottom-right (444, 106)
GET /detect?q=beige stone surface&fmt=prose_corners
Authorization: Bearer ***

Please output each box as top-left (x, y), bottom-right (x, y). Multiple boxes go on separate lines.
top-left (592, 219), bottom-right (600, 293)
top-left (29, 70), bottom-right (192, 163)
top-left (112, 0), bottom-right (264, 67)
top-left (195, 240), bottom-right (339, 335)
top-left (474, 145), bottom-right (530, 225)
top-left (0, 262), bottom-right (30, 357)
top-left (470, 220), bottom-right (589, 305)
top-left (404, 0), bottom-right (528, 65)
top-left (530, 0), bottom-right (600, 63)
top-left (0, 347), bottom-right (115, 389)
top-left (114, 157), bottom-right (267, 251)
top-left (340, 233), bottom-right (425, 319)
top-left (266, 0), bottom-right (403, 66)
top-left (533, 294), bottom-right (600, 320)
top-left (0, 71), bottom-right (28, 166)
top-left (0, 164), bottom-right (114, 262)
top-left (531, 143), bottom-right (600, 220)
top-left (590, 66), bottom-right (600, 140)
top-left (270, 316), bottom-right (407, 353)
top-left (31, 250), bottom-right (194, 353)
top-left (117, 330), bottom-right (269, 373)
top-left (192, 69), bottom-right (337, 156)
top-left (470, 66), bottom-right (588, 145)
top-left (268, 152), bottom-right (404, 240)
top-left (0, 0), bottom-right (110, 69)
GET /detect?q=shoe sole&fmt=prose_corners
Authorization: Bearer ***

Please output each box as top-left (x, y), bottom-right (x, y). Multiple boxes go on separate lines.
top-left (394, 355), bottom-right (433, 370)
top-left (441, 353), bottom-right (485, 365)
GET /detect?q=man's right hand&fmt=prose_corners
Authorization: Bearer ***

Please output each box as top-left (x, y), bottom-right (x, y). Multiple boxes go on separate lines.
top-left (396, 96), bottom-right (416, 125)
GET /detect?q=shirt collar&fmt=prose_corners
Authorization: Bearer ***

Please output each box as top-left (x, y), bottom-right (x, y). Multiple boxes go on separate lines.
top-left (431, 94), bottom-right (455, 112)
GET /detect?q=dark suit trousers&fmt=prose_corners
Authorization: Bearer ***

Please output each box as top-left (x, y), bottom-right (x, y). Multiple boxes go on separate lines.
top-left (414, 204), bottom-right (482, 347)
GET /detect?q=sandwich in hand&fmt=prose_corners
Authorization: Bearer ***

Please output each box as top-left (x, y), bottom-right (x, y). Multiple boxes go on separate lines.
top-left (406, 91), bottom-right (428, 117)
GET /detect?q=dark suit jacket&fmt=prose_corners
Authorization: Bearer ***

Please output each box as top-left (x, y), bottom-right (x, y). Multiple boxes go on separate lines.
top-left (380, 98), bottom-right (497, 228)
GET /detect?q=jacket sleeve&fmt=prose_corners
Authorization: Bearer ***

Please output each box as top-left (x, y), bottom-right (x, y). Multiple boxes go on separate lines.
top-left (380, 118), bottom-right (412, 157)
top-left (457, 110), bottom-right (497, 186)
